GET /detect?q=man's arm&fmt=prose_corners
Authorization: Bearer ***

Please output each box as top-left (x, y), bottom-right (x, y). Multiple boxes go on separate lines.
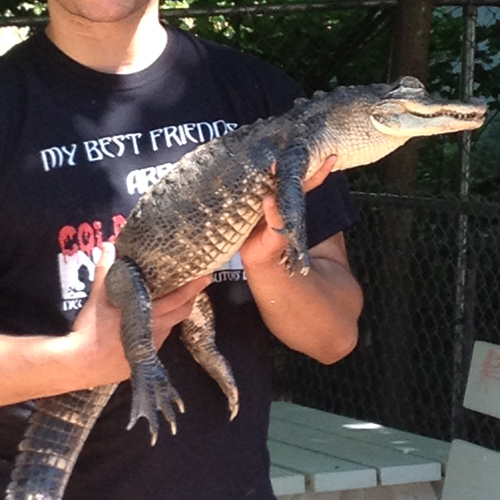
top-left (241, 157), bottom-right (363, 364)
top-left (0, 244), bottom-right (211, 406)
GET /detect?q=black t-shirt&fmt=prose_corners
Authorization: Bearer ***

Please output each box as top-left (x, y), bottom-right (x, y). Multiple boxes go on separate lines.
top-left (0, 28), bottom-right (355, 499)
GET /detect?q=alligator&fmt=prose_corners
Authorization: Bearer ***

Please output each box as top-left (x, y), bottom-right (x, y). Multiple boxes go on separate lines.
top-left (5, 76), bottom-right (486, 500)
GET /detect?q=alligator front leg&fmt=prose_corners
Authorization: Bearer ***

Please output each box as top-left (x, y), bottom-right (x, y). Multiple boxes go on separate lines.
top-left (274, 141), bottom-right (311, 276)
top-left (181, 292), bottom-right (239, 421)
top-left (105, 257), bottom-right (184, 445)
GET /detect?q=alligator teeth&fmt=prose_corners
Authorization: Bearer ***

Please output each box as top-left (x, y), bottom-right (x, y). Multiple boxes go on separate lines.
top-left (415, 111), bottom-right (481, 120)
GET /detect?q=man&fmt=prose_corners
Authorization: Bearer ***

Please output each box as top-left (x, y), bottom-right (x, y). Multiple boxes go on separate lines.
top-left (0, 1), bottom-right (363, 498)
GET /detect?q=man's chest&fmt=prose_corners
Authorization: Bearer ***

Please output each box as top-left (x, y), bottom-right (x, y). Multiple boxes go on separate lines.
top-left (0, 78), bottom-right (257, 317)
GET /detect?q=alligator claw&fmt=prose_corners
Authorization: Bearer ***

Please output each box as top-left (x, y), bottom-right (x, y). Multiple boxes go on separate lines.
top-left (128, 361), bottom-right (185, 445)
top-left (274, 224), bottom-right (310, 277)
top-left (229, 392), bottom-right (240, 422)
top-left (279, 244), bottom-right (310, 277)
top-left (181, 292), bottom-right (240, 423)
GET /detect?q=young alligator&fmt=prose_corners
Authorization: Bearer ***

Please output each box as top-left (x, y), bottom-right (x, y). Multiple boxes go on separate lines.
top-left (6, 76), bottom-right (486, 500)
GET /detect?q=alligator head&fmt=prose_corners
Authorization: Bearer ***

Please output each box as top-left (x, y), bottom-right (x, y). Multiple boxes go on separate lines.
top-left (369, 76), bottom-right (486, 136)
top-left (316, 76), bottom-right (487, 172)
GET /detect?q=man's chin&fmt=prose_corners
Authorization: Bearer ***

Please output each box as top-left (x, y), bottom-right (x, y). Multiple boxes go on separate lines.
top-left (50, 0), bottom-right (154, 24)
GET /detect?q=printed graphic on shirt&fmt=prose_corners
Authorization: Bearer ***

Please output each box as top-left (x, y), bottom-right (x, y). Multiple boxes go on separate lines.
top-left (58, 215), bottom-right (126, 312)
top-left (55, 119), bottom-right (247, 314)
top-left (213, 253), bottom-right (247, 283)
top-left (40, 120), bottom-right (237, 172)
top-left (57, 217), bottom-right (247, 313)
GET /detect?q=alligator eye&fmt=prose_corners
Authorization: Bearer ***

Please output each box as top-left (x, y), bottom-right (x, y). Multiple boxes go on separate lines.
top-left (390, 86), bottom-right (425, 97)
top-left (398, 76), bottom-right (425, 90)
top-left (387, 76), bottom-right (426, 98)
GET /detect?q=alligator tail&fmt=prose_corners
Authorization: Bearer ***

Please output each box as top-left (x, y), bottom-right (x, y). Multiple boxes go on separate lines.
top-left (6, 384), bottom-right (117, 500)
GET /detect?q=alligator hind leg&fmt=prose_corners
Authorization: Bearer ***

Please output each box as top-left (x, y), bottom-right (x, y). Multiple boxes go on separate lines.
top-left (181, 292), bottom-right (239, 421)
top-left (105, 257), bottom-right (184, 445)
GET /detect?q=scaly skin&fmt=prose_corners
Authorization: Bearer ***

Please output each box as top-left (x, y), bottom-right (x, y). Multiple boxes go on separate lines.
top-left (7, 76), bottom-right (486, 500)
top-left (6, 386), bottom-right (116, 500)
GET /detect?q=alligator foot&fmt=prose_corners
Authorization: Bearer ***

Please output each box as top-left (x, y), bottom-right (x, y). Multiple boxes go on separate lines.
top-left (105, 257), bottom-right (185, 446)
top-left (128, 360), bottom-right (185, 444)
top-left (182, 292), bottom-right (239, 421)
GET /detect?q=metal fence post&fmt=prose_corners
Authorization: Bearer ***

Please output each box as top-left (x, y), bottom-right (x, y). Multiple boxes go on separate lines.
top-left (452, 3), bottom-right (478, 439)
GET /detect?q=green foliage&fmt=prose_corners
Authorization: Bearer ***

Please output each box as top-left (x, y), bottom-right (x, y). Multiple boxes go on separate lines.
top-left (162, 0), bottom-right (392, 94)
top-left (0, 0), bottom-right (45, 16)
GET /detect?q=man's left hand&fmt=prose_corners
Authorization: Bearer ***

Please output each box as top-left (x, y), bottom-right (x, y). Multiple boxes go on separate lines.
top-left (240, 155), bottom-right (338, 270)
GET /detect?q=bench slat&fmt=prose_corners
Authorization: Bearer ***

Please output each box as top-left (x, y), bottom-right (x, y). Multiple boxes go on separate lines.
top-left (441, 440), bottom-right (500, 500)
top-left (270, 465), bottom-right (306, 496)
top-left (271, 402), bottom-right (450, 468)
top-left (269, 418), bottom-right (442, 486)
top-left (268, 439), bottom-right (377, 492)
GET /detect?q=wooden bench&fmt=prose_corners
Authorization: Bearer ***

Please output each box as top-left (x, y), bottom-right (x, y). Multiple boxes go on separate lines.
top-left (268, 401), bottom-right (450, 500)
top-left (441, 341), bottom-right (500, 500)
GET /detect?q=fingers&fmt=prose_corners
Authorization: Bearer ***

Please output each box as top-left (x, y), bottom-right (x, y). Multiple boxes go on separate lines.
top-left (153, 298), bottom-right (196, 339)
top-left (304, 155), bottom-right (337, 192)
top-left (152, 275), bottom-right (212, 317)
top-left (151, 278), bottom-right (211, 349)
top-left (262, 196), bottom-right (285, 232)
top-left (94, 243), bottom-right (116, 282)
top-left (245, 155), bottom-right (338, 261)
top-left (87, 243), bottom-right (116, 303)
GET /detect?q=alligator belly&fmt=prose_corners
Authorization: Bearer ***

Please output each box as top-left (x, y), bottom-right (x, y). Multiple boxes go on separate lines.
top-left (124, 195), bottom-right (265, 298)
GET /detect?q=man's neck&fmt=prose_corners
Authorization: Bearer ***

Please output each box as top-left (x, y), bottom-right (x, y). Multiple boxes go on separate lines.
top-left (45, 2), bottom-right (167, 74)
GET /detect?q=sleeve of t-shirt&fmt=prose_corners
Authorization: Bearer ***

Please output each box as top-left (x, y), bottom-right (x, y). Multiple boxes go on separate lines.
top-left (305, 173), bottom-right (357, 248)
top-left (202, 37), bottom-right (304, 118)
top-left (0, 47), bottom-right (26, 168)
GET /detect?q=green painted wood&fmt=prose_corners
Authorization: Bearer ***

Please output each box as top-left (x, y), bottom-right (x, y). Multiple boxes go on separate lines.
top-left (268, 439), bottom-right (377, 492)
top-left (268, 418), bottom-right (441, 486)
top-left (271, 402), bottom-right (450, 469)
top-left (463, 341), bottom-right (500, 419)
top-left (270, 465), bottom-right (306, 496)
top-left (441, 440), bottom-right (500, 500)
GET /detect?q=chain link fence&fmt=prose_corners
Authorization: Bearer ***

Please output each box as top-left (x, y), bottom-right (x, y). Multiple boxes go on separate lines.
top-left (1, 1), bottom-right (500, 448)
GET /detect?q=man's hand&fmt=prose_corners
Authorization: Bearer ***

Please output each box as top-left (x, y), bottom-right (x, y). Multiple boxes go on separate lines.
top-left (240, 155), bottom-right (337, 270)
top-left (72, 243), bottom-right (211, 386)
top-left (0, 244), bottom-right (212, 406)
